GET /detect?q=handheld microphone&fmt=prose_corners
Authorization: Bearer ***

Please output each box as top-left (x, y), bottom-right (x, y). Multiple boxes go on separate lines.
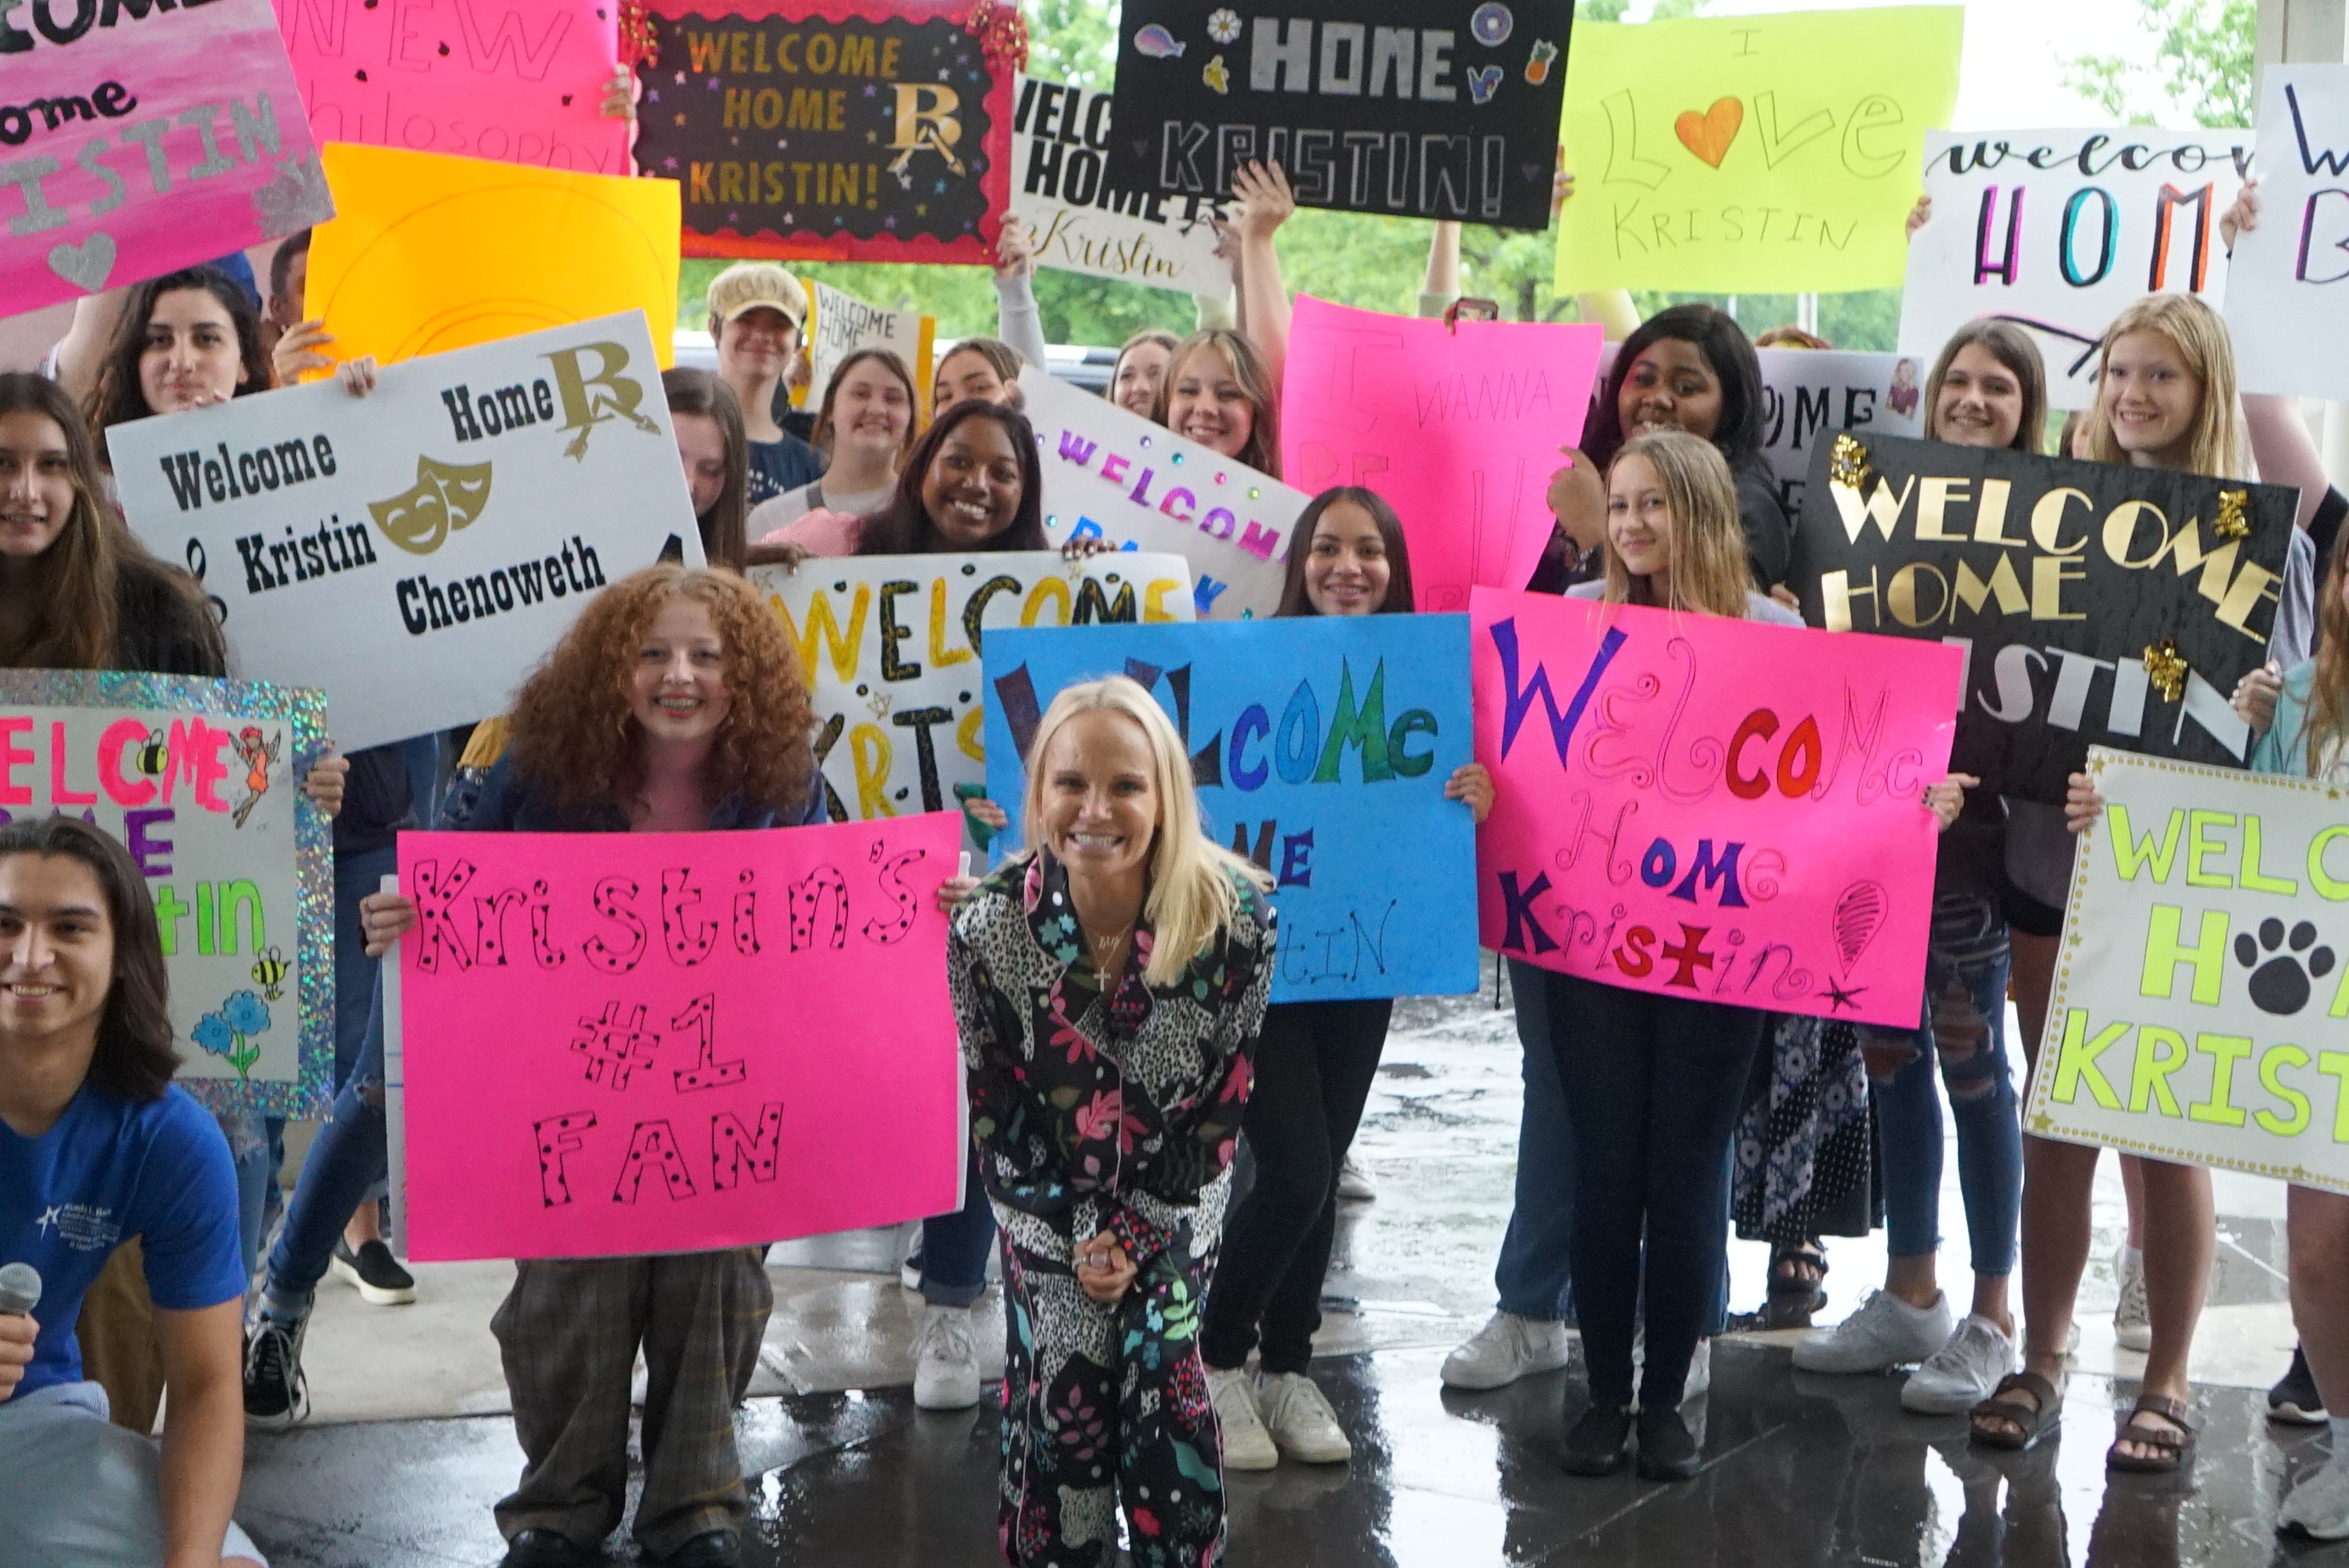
top-left (0, 1262), bottom-right (39, 1317)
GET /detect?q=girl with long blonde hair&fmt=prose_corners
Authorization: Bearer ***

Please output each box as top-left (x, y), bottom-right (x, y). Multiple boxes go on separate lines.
top-left (949, 677), bottom-right (1275, 1565)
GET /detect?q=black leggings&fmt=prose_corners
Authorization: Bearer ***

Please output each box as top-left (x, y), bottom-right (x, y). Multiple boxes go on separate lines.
top-left (1200, 998), bottom-right (1393, 1375)
top-left (1550, 974), bottom-right (1766, 1411)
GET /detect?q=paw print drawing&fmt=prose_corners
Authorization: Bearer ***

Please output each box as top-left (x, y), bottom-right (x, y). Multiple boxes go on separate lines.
top-left (2234, 918), bottom-right (2336, 1016)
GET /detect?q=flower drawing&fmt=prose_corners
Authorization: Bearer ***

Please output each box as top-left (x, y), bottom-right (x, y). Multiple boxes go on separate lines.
top-left (193, 988), bottom-right (272, 1079)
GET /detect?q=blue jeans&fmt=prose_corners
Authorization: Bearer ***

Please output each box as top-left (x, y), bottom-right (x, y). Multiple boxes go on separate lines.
top-left (920, 1144), bottom-right (995, 1308)
top-left (266, 971), bottom-right (390, 1304)
top-left (1860, 894), bottom-right (2021, 1277)
top-left (1494, 960), bottom-right (1575, 1321)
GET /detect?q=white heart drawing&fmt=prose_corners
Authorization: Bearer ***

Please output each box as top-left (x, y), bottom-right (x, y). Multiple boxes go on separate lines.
top-left (48, 232), bottom-right (116, 293)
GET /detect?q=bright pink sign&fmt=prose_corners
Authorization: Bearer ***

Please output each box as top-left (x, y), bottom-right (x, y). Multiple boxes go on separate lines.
top-left (0, 0), bottom-right (334, 314)
top-left (398, 815), bottom-right (964, 1261)
top-left (1281, 298), bottom-right (1604, 613)
top-left (275, 0), bottom-right (629, 174)
top-left (1472, 589), bottom-right (1963, 1028)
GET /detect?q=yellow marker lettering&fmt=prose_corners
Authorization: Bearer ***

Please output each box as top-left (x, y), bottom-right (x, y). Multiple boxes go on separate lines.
top-left (2050, 1009), bottom-right (2127, 1110)
top-left (928, 579), bottom-right (973, 668)
top-left (2240, 815), bottom-right (2299, 896)
top-left (2106, 804), bottom-right (2184, 882)
top-left (2310, 825), bottom-right (2349, 901)
top-left (2321, 1051), bottom-right (2349, 1140)
top-left (2188, 1033), bottom-right (2254, 1127)
top-left (1021, 576), bottom-right (1071, 626)
top-left (849, 724), bottom-right (896, 818)
top-left (776, 584), bottom-right (870, 687)
top-left (2128, 1025), bottom-right (2189, 1117)
top-left (2139, 904), bottom-right (2229, 1004)
top-left (1144, 577), bottom-right (1183, 622)
top-left (2185, 809), bottom-right (2236, 888)
top-left (956, 705), bottom-right (984, 764)
top-left (2256, 1043), bottom-right (2313, 1138)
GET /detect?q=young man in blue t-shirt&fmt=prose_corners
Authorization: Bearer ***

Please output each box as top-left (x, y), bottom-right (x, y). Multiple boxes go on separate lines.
top-left (0, 816), bottom-right (266, 1568)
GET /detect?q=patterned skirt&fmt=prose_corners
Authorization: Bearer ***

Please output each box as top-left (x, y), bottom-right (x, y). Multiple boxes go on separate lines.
top-left (1731, 1013), bottom-right (1874, 1246)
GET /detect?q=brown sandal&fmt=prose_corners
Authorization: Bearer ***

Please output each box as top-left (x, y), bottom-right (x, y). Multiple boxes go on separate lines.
top-left (1969, 1370), bottom-right (2063, 1451)
top-left (2106, 1393), bottom-right (2198, 1473)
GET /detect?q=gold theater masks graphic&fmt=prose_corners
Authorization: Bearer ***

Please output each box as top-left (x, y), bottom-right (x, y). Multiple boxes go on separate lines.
top-left (369, 456), bottom-right (495, 555)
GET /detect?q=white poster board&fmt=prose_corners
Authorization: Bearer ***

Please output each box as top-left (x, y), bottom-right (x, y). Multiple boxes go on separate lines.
top-left (806, 281), bottom-right (935, 415)
top-left (1898, 128), bottom-right (2251, 409)
top-left (1012, 75), bottom-right (1229, 296)
top-left (2228, 65), bottom-right (2349, 399)
top-left (113, 311), bottom-right (700, 751)
top-left (749, 550), bottom-right (1195, 827)
top-left (2026, 748), bottom-right (2349, 1193)
top-left (1020, 367), bottom-right (1303, 620)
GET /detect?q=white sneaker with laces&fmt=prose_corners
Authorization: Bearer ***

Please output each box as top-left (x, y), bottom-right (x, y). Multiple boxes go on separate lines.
top-left (1335, 1155), bottom-right (1377, 1203)
top-left (1208, 1367), bottom-right (1278, 1470)
top-left (2113, 1244), bottom-right (2153, 1352)
top-left (2280, 1450), bottom-right (2349, 1540)
top-left (1901, 1314), bottom-right (2015, 1414)
top-left (1440, 1310), bottom-right (1573, 1391)
top-left (1257, 1370), bottom-right (1352, 1463)
top-left (1792, 1290), bottom-right (1954, 1375)
top-left (912, 1302), bottom-right (980, 1411)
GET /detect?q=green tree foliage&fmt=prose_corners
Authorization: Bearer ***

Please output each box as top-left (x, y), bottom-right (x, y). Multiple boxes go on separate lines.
top-left (2063, 0), bottom-right (2256, 129)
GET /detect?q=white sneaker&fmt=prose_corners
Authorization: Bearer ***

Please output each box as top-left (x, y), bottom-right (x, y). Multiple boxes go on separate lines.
top-left (1208, 1367), bottom-right (1278, 1470)
top-left (2114, 1244), bottom-right (2152, 1352)
top-left (1335, 1155), bottom-right (1377, 1203)
top-left (1901, 1315), bottom-right (2016, 1414)
top-left (912, 1302), bottom-right (980, 1411)
top-left (1792, 1290), bottom-right (1954, 1375)
top-left (1440, 1311), bottom-right (1573, 1391)
top-left (2281, 1450), bottom-right (2349, 1540)
top-left (1685, 1337), bottom-right (1712, 1402)
top-left (1256, 1370), bottom-right (1353, 1464)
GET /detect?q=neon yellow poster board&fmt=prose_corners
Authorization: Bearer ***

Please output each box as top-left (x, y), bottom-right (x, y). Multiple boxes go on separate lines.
top-left (1554, 8), bottom-right (1963, 294)
top-left (308, 143), bottom-right (681, 369)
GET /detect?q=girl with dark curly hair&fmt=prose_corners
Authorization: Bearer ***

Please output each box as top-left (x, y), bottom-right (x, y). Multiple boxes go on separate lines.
top-left (80, 266), bottom-right (271, 472)
top-left (244, 566), bottom-right (820, 1568)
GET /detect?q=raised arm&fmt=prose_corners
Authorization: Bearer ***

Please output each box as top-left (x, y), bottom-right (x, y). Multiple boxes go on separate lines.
top-left (1228, 161), bottom-right (1296, 397)
top-left (990, 213), bottom-right (1051, 369)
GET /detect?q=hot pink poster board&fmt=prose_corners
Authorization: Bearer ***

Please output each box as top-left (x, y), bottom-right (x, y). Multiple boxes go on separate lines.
top-left (274, 0), bottom-right (631, 174)
top-left (398, 814), bottom-right (963, 1261)
top-left (1282, 298), bottom-right (1605, 613)
top-left (1471, 589), bottom-right (1963, 1028)
top-left (0, 0), bottom-right (334, 313)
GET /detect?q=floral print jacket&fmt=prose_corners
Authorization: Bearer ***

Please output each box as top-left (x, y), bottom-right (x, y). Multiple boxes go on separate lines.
top-left (946, 849), bottom-right (1276, 1270)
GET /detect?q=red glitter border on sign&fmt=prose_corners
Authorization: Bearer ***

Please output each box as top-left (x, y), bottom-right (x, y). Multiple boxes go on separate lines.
top-left (641, 0), bottom-right (1013, 265)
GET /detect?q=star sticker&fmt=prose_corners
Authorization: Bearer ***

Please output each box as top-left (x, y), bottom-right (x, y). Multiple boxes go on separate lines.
top-left (729, 211), bottom-right (740, 222)
top-left (781, 211), bottom-right (793, 224)
top-left (1822, 979), bottom-right (1869, 1012)
top-left (664, 157), bottom-right (678, 171)
top-left (916, 202), bottom-right (927, 216)
top-left (674, 113), bottom-right (686, 126)
top-left (646, 88), bottom-right (660, 102)
top-left (706, 76), bottom-right (720, 89)
top-left (674, 70), bottom-right (686, 85)
top-left (35, 1205), bottom-right (60, 1235)
top-left (866, 129), bottom-right (878, 143)
top-left (865, 84), bottom-right (877, 97)
top-left (934, 178), bottom-right (947, 193)
top-left (938, 68), bottom-right (950, 80)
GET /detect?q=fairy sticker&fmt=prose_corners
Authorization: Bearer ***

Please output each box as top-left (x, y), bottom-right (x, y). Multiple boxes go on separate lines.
top-left (232, 725), bottom-right (283, 828)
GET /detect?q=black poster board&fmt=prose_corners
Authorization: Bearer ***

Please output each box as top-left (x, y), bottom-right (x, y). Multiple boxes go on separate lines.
top-left (1792, 433), bottom-right (2298, 803)
top-left (1104, 1), bottom-right (1573, 230)
top-left (634, 1), bottom-right (1012, 263)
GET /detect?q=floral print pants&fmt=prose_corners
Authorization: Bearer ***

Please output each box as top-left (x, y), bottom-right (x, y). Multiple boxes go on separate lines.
top-left (995, 1209), bottom-right (1225, 1568)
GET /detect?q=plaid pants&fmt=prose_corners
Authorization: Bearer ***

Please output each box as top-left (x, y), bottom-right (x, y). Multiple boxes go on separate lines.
top-left (490, 1249), bottom-right (771, 1556)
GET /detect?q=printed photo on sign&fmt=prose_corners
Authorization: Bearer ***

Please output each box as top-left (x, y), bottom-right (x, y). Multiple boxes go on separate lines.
top-left (749, 552), bottom-right (1195, 831)
top-left (110, 311), bottom-right (701, 753)
top-left (0, 0), bottom-right (334, 315)
top-left (1899, 126), bottom-right (2251, 410)
top-left (631, 0), bottom-right (1015, 264)
top-left (1472, 587), bottom-right (1961, 1028)
top-left (1012, 75), bottom-right (1229, 295)
top-left (1791, 432), bottom-right (2295, 803)
top-left (1021, 367), bottom-right (1303, 620)
top-left (1107, 0), bottom-right (1574, 230)
top-left (982, 616), bottom-right (1480, 1003)
top-left (277, 0), bottom-right (631, 174)
top-left (2225, 66), bottom-right (2349, 401)
top-left (0, 672), bottom-right (334, 1120)
top-left (1554, 6), bottom-right (1963, 294)
top-left (1284, 299), bottom-right (1602, 609)
top-left (2024, 750), bottom-right (2349, 1196)
top-left (395, 815), bottom-right (963, 1261)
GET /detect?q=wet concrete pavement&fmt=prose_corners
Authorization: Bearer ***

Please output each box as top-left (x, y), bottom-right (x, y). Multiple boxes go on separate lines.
top-left (238, 966), bottom-right (2349, 1566)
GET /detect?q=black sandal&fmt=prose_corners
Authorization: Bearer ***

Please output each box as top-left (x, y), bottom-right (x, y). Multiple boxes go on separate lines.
top-left (1970, 1370), bottom-right (2063, 1452)
top-left (2106, 1393), bottom-right (2198, 1474)
top-left (1763, 1242), bottom-right (1828, 1327)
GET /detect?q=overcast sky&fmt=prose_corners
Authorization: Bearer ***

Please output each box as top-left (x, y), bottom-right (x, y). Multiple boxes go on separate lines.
top-left (1621, 0), bottom-right (2162, 128)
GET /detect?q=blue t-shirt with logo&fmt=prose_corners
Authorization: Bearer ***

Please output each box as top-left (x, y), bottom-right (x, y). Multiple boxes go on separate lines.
top-left (1, 1083), bottom-right (244, 1399)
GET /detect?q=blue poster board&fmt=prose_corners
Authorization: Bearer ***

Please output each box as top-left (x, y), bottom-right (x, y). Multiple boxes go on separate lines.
top-left (982, 616), bottom-right (1479, 1002)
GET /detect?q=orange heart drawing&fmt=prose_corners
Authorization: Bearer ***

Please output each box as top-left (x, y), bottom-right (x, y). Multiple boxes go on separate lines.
top-left (1674, 97), bottom-right (1744, 169)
